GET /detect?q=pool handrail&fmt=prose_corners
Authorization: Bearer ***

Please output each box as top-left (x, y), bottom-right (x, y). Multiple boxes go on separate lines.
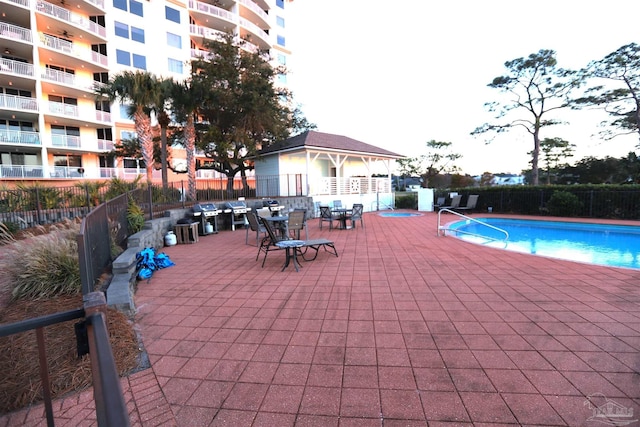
top-left (437, 209), bottom-right (509, 242)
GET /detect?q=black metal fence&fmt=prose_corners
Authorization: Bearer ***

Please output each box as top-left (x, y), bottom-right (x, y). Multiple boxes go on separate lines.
top-left (436, 186), bottom-right (640, 220)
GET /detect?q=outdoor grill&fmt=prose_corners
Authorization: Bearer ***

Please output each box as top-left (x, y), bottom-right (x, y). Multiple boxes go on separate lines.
top-left (263, 199), bottom-right (285, 216)
top-left (191, 202), bottom-right (220, 235)
top-left (224, 200), bottom-right (250, 231)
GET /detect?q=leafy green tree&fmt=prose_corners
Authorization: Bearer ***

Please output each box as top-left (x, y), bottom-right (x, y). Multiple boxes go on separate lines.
top-left (472, 49), bottom-right (579, 185)
top-left (191, 33), bottom-right (307, 195)
top-left (97, 71), bottom-right (159, 185)
top-left (574, 43), bottom-right (640, 144)
top-left (536, 137), bottom-right (575, 184)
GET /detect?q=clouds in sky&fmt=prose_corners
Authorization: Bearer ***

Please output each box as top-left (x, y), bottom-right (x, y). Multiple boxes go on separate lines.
top-left (286, 0), bottom-right (640, 175)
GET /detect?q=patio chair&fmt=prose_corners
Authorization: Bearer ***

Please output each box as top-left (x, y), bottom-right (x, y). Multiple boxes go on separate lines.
top-left (257, 216), bottom-right (289, 267)
top-left (454, 195), bottom-right (479, 213)
top-left (319, 205), bottom-right (338, 230)
top-left (349, 203), bottom-right (364, 228)
top-left (434, 196), bottom-right (445, 210)
top-left (245, 211), bottom-right (267, 246)
top-left (288, 209), bottom-right (308, 240)
top-left (437, 194), bottom-right (462, 212)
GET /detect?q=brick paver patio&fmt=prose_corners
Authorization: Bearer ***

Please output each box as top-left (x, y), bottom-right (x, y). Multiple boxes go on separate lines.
top-left (2, 211), bottom-right (639, 426)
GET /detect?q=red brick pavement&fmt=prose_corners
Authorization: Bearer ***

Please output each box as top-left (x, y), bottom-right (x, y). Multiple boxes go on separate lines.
top-left (2, 212), bottom-right (639, 426)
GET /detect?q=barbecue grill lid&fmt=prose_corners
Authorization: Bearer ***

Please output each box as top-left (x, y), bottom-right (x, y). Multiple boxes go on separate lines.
top-left (192, 203), bottom-right (217, 211)
top-left (225, 201), bottom-right (247, 208)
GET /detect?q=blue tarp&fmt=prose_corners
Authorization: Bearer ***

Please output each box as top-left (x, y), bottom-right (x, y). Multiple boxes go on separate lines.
top-left (136, 247), bottom-right (175, 280)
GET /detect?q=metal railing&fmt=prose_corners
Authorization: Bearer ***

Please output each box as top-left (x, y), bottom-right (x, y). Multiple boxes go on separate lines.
top-left (0, 293), bottom-right (129, 427)
top-left (437, 208), bottom-right (509, 242)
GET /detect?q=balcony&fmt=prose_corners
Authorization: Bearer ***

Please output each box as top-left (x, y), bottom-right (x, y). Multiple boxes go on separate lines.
top-left (0, 21), bottom-right (33, 43)
top-left (95, 110), bottom-right (110, 122)
top-left (51, 133), bottom-right (81, 148)
top-left (0, 165), bottom-right (44, 178)
top-left (238, 17), bottom-right (270, 49)
top-left (0, 58), bottom-right (35, 79)
top-left (0, 129), bottom-right (40, 145)
top-left (50, 165), bottom-right (85, 178)
top-left (238, 0), bottom-right (269, 26)
top-left (39, 34), bottom-right (108, 68)
top-left (0, 94), bottom-right (38, 112)
top-left (35, 1), bottom-right (107, 41)
top-left (188, 0), bottom-right (236, 31)
top-left (41, 68), bottom-right (99, 95)
top-left (97, 139), bottom-right (113, 150)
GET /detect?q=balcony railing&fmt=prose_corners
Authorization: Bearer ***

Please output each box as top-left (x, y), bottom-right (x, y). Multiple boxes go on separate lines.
top-left (36, 1), bottom-right (106, 38)
top-left (0, 93), bottom-right (38, 111)
top-left (97, 139), bottom-right (113, 150)
top-left (0, 165), bottom-right (44, 178)
top-left (188, 0), bottom-right (236, 22)
top-left (41, 68), bottom-right (101, 92)
top-left (51, 165), bottom-right (85, 178)
top-left (48, 100), bottom-right (79, 116)
top-left (0, 129), bottom-right (40, 145)
top-left (0, 58), bottom-right (35, 78)
top-left (95, 110), bottom-right (111, 122)
top-left (0, 21), bottom-right (33, 42)
top-left (239, 17), bottom-right (269, 43)
top-left (238, 0), bottom-right (269, 22)
top-left (82, 0), bottom-right (104, 10)
top-left (40, 34), bottom-right (108, 66)
top-left (3, 0), bottom-right (30, 7)
top-left (51, 133), bottom-right (81, 148)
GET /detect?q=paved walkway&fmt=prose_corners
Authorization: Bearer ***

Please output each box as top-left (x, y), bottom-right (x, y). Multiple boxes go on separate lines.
top-left (2, 212), bottom-right (639, 426)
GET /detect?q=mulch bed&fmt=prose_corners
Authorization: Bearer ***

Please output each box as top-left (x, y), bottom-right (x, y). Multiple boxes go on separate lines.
top-left (0, 225), bottom-right (142, 414)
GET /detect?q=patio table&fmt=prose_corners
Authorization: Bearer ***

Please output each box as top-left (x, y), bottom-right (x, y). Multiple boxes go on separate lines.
top-left (275, 240), bottom-right (305, 271)
top-left (332, 208), bottom-right (352, 229)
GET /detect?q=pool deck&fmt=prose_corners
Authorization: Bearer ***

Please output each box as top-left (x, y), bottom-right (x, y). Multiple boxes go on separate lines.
top-left (2, 212), bottom-right (639, 426)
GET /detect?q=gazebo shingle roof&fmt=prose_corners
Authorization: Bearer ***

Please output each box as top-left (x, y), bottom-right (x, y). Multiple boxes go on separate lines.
top-left (259, 130), bottom-right (404, 158)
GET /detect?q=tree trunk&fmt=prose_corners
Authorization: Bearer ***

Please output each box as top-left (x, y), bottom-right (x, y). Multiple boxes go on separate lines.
top-left (134, 108), bottom-right (153, 185)
top-left (185, 116), bottom-right (197, 201)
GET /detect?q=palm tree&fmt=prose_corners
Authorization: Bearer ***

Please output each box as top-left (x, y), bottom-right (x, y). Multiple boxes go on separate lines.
top-left (97, 71), bottom-right (159, 185)
top-left (170, 79), bottom-right (202, 201)
top-left (151, 77), bottom-right (175, 192)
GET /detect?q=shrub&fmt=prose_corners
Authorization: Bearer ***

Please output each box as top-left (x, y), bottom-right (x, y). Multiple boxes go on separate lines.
top-left (395, 192), bottom-right (418, 209)
top-left (546, 190), bottom-right (584, 217)
top-left (2, 223), bottom-right (81, 300)
top-left (0, 222), bottom-right (16, 245)
top-left (127, 198), bottom-right (145, 234)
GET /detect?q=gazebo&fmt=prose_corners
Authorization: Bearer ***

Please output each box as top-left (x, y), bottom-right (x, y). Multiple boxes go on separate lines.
top-left (254, 130), bottom-right (404, 210)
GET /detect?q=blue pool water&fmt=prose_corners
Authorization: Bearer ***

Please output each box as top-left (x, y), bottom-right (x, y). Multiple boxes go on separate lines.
top-left (448, 218), bottom-right (640, 269)
top-left (379, 212), bottom-right (422, 217)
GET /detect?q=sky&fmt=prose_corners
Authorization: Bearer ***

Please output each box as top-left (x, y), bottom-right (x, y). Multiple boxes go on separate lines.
top-left (285, 0), bottom-right (640, 176)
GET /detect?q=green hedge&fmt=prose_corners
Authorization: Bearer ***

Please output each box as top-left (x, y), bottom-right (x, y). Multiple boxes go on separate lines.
top-left (435, 185), bottom-right (640, 219)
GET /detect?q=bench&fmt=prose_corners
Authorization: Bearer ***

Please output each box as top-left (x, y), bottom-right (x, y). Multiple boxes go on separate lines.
top-left (297, 238), bottom-right (339, 261)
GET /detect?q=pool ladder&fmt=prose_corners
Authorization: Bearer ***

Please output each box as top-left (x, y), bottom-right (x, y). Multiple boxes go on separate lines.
top-left (437, 209), bottom-right (509, 243)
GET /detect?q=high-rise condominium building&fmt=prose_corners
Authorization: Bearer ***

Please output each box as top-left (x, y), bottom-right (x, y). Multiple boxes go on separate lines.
top-left (0, 0), bottom-right (291, 183)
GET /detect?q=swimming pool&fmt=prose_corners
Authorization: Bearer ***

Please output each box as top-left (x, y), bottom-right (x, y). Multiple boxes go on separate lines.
top-left (379, 212), bottom-right (422, 217)
top-left (447, 218), bottom-right (640, 269)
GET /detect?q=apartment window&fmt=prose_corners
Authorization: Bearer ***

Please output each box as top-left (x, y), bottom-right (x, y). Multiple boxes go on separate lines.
top-left (277, 73), bottom-right (286, 85)
top-left (131, 26), bottom-right (145, 43)
top-left (116, 49), bottom-right (131, 66)
top-left (276, 16), bottom-right (285, 28)
top-left (277, 53), bottom-right (286, 66)
top-left (276, 0), bottom-right (284, 8)
top-left (53, 154), bottom-right (81, 167)
top-left (167, 32), bottom-right (181, 48)
top-left (277, 35), bottom-right (285, 47)
top-left (89, 15), bottom-right (106, 27)
top-left (49, 95), bottom-right (77, 106)
top-left (168, 58), bottom-right (183, 74)
top-left (0, 152), bottom-right (38, 166)
top-left (165, 6), bottom-right (180, 23)
top-left (1, 87), bottom-right (31, 97)
top-left (113, 0), bottom-right (127, 11)
top-left (97, 128), bottom-right (113, 140)
top-left (0, 120), bottom-right (34, 131)
top-left (51, 125), bottom-right (80, 148)
top-left (95, 100), bottom-right (110, 112)
top-left (123, 158), bottom-right (145, 168)
top-left (132, 54), bottom-right (146, 70)
top-left (129, 0), bottom-right (143, 16)
top-left (92, 44), bottom-right (107, 56)
top-left (93, 72), bottom-right (109, 84)
top-left (46, 64), bottom-right (74, 75)
top-left (114, 21), bottom-right (129, 38)
top-left (121, 130), bottom-right (136, 141)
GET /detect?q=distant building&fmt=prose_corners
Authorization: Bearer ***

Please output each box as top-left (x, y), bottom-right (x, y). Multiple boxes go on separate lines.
top-left (1, 0), bottom-right (292, 184)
